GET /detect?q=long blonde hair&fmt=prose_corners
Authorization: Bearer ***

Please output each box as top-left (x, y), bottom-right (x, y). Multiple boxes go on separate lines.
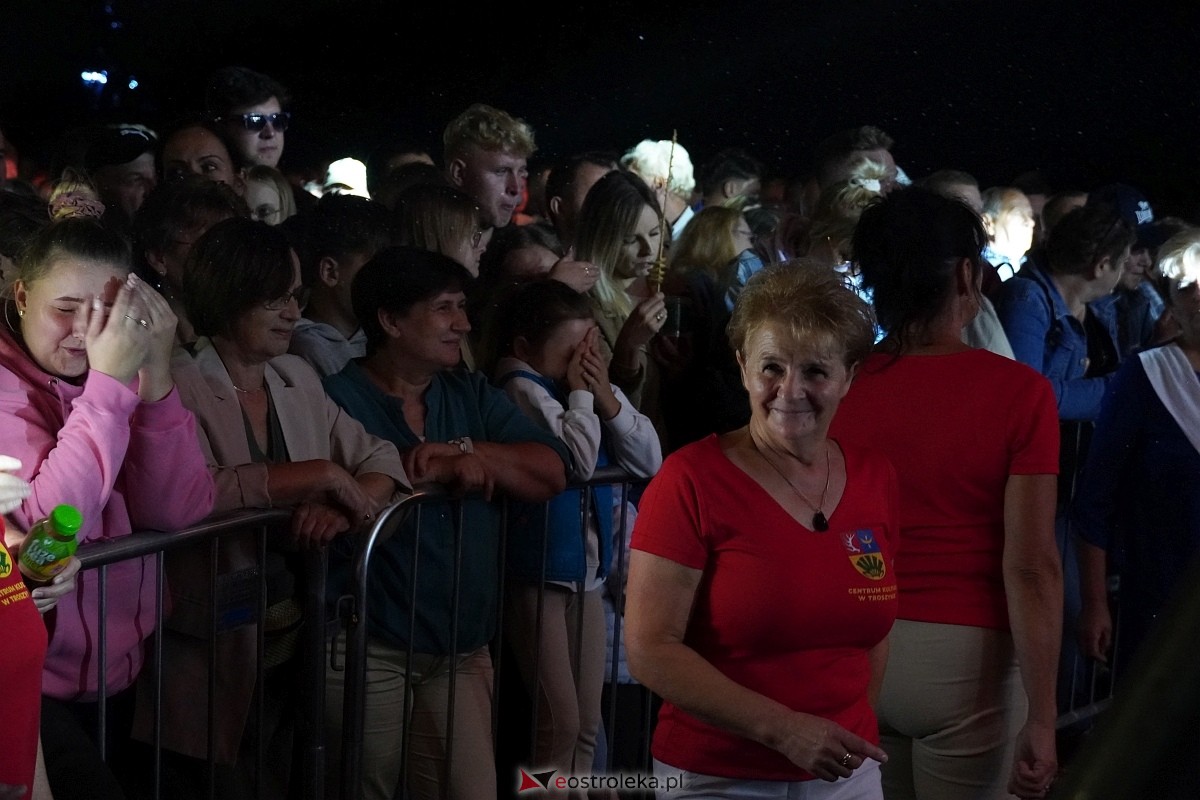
top-left (574, 170), bottom-right (661, 321)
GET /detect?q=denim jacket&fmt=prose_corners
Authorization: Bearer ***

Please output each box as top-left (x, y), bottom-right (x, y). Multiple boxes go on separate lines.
top-left (995, 262), bottom-right (1118, 421)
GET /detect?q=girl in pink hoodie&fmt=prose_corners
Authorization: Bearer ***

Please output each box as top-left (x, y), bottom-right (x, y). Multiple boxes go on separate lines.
top-left (0, 184), bottom-right (214, 797)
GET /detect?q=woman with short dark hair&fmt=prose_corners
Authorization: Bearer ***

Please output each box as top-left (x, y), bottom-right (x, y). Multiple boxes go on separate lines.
top-left (322, 245), bottom-right (569, 800)
top-left (151, 216), bottom-right (405, 796)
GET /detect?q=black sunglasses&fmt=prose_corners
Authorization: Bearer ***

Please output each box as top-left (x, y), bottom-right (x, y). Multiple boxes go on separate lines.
top-left (219, 112), bottom-right (291, 133)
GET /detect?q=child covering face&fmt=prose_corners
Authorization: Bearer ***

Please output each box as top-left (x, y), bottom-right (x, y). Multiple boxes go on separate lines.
top-left (491, 278), bottom-right (662, 778)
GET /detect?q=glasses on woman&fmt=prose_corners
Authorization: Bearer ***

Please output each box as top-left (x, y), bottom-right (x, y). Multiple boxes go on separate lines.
top-left (471, 229), bottom-right (486, 247)
top-left (218, 112), bottom-right (292, 133)
top-left (251, 204), bottom-right (281, 224)
top-left (263, 285), bottom-right (311, 310)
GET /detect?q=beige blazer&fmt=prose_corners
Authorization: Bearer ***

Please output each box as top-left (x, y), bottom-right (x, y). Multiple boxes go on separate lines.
top-left (135, 338), bottom-right (407, 762)
top-left (176, 338), bottom-right (407, 512)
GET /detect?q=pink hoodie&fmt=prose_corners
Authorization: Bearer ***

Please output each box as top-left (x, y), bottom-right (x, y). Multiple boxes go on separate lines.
top-left (0, 326), bottom-right (214, 700)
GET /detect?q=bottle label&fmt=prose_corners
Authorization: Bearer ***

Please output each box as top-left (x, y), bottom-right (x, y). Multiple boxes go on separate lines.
top-left (18, 524), bottom-right (76, 583)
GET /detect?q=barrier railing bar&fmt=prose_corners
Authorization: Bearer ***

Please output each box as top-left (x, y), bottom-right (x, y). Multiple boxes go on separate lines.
top-left (445, 500), bottom-right (466, 793)
top-left (97, 563), bottom-right (109, 761)
top-left (152, 550), bottom-right (165, 800)
top-left (206, 535), bottom-right (219, 800)
top-left (74, 510), bottom-right (293, 568)
top-left (301, 548), bottom-right (328, 800)
top-left (255, 524), bottom-right (269, 800)
top-left (531, 492), bottom-right (550, 758)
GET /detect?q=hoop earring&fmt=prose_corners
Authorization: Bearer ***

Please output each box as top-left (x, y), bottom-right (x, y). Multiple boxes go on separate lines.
top-left (4, 300), bottom-right (21, 333)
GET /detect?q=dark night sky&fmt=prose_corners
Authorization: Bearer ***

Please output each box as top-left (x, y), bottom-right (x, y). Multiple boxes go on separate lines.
top-left (4, 0), bottom-right (1199, 213)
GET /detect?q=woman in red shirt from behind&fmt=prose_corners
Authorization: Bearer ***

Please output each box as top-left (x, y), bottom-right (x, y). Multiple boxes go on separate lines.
top-left (830, 187), bottom-right (1062, 800)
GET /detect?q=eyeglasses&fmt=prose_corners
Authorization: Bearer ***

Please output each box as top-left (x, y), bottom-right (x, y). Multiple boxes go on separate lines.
top-left (251, 205), bottom-right (281, 223)
top-left (263, 285), bottom-right (311, 310)
top-left (471, 229), bottom-right (486, 247)
top-left (219, 112), bottom-right (291, 133)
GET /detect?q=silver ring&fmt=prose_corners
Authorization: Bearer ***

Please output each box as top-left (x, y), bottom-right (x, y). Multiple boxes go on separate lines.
top-left (125, 314), bottom-right (149, 328)
top-left (655, 312), bottom-right (665, 322)
top-left (839, 752), bottom-right (853, 767)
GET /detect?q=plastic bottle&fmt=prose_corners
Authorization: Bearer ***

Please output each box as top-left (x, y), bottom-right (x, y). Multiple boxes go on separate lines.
top-left (17, 504), bottom-right (82, 586)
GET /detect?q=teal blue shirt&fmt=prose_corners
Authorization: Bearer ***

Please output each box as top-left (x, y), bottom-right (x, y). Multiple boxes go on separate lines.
top-left (324, 362), bottom-right (569, 654)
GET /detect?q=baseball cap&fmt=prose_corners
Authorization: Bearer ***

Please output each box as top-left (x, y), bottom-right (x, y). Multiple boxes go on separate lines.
top-left (84, 124), bottom-right (158, 172)
top-left (1088, 183), bottom-right (1166, 251)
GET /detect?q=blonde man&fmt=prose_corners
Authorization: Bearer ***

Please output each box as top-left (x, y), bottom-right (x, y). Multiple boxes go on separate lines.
top-left (443, 103), bottom-right (535, 228)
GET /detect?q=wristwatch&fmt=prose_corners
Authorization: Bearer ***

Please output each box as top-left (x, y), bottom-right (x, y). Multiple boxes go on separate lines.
top-left (448, 436), bottom-right (474, 455)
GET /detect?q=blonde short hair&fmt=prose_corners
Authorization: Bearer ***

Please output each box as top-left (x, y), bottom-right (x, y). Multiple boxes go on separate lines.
top-left (442, 103), bottom-right (536, 162)
top-left (621, 139), bottom-right (695, 198)
top-left (728, 261), bottom-right (875, 368)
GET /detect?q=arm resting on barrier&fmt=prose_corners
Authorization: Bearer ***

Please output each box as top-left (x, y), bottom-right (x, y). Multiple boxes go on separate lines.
top-left (403, 441), bottom-right (566, 503)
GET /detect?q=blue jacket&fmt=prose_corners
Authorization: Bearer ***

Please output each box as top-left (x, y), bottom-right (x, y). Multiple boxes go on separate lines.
top-left (995, 262), bottom-right (1119, 421)
top-left (497, 369), bottom-right (614, 585)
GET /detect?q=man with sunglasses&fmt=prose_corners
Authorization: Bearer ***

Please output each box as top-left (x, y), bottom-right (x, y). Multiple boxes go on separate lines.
top-left (205, 65), bottom-right (292, 171)
top-left (207, 65), bottom-right (318, 213)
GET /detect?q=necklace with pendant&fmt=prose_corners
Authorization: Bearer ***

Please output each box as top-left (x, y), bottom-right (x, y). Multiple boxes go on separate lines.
top-left (751, 435), bottom-right (831, 532)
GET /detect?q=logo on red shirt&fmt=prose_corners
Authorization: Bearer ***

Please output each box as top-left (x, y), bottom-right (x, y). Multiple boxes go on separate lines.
top-left (843, 528), bottom-right (886, 580)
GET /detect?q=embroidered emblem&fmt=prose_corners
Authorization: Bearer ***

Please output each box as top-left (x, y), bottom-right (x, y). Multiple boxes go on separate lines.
top-left (844, 528), bottom-right (886, 580)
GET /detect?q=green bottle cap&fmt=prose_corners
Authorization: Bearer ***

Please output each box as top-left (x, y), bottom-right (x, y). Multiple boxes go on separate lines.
top-left (50, 504), bottom-right (83, 537)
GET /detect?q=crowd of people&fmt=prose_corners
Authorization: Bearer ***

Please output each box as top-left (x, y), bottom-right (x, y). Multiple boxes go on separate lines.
top-left (1, 62), bottom-right (1197, 800)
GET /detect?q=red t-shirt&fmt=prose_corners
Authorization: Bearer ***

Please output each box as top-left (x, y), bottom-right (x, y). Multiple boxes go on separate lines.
top-left (632, 435), bottom-right (899, 780)
top-left (829, 349), bottom-right (1059, 630)
top-left (0, 528), bottom-right (47, 800)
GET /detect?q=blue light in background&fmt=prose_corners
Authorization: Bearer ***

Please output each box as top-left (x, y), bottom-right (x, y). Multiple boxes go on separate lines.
top-left (81, 70), bottom-right (109, 86)
top-left (128, 77), bottom-right (139, 90)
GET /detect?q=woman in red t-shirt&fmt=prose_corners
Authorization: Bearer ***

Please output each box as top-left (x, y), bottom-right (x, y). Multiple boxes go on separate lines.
top-left (0, 455), bottom-right (79, 800)
top-left (831, 187), bottom-right (1061, 800)
top-left (627, 265), bottom-right (897, 798)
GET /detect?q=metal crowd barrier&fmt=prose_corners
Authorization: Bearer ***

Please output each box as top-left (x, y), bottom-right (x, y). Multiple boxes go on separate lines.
top-left (70, 460), bottom-right (1139, 800)
top-left (332, 465), bottom-right (652, 800)
top-left (76, 508), bottom-right (329, 800)
top-left (1048, 551), bottom-right (1200, 800)
top-left (1056, 419), bottom-right (1120, 733)
top-left (70, 467), bottom-right (653, 800)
